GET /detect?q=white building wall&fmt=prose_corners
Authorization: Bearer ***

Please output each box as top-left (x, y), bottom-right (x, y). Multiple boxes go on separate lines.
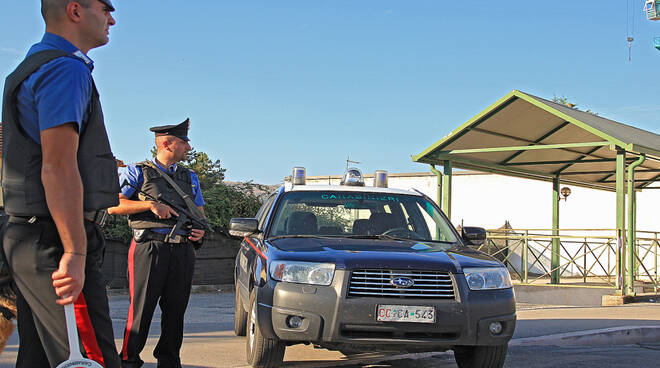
top-left (308, 171), bottom-right (659, 231)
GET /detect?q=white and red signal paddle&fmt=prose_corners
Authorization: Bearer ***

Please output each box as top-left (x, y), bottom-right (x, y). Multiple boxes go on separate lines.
top-left (56, 303), bottom-right (103, 368)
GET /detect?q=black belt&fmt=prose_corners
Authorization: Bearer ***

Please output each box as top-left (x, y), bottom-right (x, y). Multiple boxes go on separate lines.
top-left (9, 210), bottom-right (107, 226)
top-left (136, 229), bottom-right (189, 244)
top-left (84, 210), bottom-right (108, 226)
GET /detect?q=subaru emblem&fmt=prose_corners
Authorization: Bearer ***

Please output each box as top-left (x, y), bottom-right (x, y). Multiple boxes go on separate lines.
top-left (391, 277), bottom-right (415, 288)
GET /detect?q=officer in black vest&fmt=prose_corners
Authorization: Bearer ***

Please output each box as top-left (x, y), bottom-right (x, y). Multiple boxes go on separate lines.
top-left (1, 1), bottom-right (121, 367)
top-left (108, 119), bottom-right (206, 368)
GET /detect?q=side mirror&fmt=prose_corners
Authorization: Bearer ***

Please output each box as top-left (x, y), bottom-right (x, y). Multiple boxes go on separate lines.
top-left (461, 226), bottom-right (486, 246)
top-left (229, 218), bottom-right (259, 238)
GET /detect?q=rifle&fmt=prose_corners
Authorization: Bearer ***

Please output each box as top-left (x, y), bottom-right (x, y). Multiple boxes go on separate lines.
top-left (121, 180), bottom-right (213, 243)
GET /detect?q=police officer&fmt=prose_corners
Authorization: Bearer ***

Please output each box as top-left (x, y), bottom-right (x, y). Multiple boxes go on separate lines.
top-left (109, 119), bottom-right (206, 368)
top-left (1, 1), bottom-right (121, 367)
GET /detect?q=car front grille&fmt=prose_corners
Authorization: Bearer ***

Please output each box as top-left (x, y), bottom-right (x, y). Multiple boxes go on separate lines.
top-left (348, 269), bottom-right (455, 299)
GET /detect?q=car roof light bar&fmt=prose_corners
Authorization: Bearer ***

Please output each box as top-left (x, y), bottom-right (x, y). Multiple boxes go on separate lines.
top-left (341, 167), bottom-right (365, 186)
top-left (292, 167), bottom-right (306, 185)
top-left (374, 170), bottom-right (388, 188)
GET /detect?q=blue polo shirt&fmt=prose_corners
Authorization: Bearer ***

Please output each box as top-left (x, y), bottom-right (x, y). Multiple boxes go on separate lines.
top-left (120, 160), bottom-right (205, 235)
top-left (16, 33), bottom-right (94, 144)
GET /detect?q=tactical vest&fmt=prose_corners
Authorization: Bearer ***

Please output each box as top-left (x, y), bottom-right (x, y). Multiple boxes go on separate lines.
top-left (1, 50), bottom-right (120, 216)
top-left (127, 162), bottom-right (194, 229)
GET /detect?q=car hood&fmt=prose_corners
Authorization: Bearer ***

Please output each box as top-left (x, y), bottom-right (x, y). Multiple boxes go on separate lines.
top-left (267, 237), bottom-right (502, 273)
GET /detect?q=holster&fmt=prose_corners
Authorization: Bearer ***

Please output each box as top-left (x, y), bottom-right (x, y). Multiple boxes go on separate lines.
top-left (133, 228), bottom-right (148, 243)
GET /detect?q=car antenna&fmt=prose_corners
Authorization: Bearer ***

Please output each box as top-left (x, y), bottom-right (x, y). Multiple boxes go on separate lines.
top-left (346, 156), bottom-right (361, 171)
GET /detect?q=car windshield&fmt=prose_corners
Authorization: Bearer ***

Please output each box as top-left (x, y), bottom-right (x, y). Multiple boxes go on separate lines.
top-left (267, 191), bottom-right (458, 243)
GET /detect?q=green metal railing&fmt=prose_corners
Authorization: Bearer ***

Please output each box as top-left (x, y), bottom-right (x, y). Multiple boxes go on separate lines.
top-left (481, 228), bottom-right (659, 293)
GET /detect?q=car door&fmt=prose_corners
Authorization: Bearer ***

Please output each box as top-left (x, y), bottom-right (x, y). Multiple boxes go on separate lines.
top-left (236, 192), bottom-right (278, 303)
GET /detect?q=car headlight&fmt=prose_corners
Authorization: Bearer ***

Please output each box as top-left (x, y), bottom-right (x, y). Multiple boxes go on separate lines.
top-left (270, 261), bottom-right (335, 286)
top-left (463, 267), bottom-right (512, 290)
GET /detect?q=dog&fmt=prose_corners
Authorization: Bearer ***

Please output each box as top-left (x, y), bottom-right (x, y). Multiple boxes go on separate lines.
top-left (0, 279), bottom-right (16, 354)
top-left (0, 212), bottom-right (16, 354)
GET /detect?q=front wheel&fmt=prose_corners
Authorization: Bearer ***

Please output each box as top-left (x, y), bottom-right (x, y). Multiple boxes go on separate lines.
top-left (246, 289), bottom-right (285, 368)
top-left (453, 344), bottom-right (507, 368)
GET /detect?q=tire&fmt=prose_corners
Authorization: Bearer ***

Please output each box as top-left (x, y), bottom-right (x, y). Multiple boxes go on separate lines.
top-left (453, 344), bottom-right (508, 368)
top-left (234, 282), bottom-right (248, 336)
top-left (246, 289), bottom-right (285, 368)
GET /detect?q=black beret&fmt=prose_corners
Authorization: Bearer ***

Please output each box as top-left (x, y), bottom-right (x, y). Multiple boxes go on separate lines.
top-left (149, 118), bottom-right (190, 142)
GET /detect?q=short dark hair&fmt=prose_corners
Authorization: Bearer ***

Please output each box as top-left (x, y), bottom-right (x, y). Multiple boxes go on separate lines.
top-left (41, 0), bottom-right (92, 21)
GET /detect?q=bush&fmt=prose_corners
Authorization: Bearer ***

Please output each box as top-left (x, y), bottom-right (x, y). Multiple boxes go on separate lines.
top-left (203, 182), bottom-right (268, 231)
top-left (103, 215), bottom-right (132, 243)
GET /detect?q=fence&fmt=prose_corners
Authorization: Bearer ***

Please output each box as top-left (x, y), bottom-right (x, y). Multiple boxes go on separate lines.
top-left (481, 226), bottom-right (659, 292)
top-left (101, 227), bottom-right (660, 292)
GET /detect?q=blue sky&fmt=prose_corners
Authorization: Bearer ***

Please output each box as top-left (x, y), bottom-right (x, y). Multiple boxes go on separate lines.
top-left (2, 1), bottom-right (659, 184)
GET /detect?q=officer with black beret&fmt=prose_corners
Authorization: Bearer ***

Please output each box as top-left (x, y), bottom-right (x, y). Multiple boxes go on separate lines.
top-left (108, 118), bottom-right (206, 368)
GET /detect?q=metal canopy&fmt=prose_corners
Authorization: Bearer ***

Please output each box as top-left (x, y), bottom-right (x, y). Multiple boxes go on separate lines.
top-left (412, 90), bottom-right (660, 192)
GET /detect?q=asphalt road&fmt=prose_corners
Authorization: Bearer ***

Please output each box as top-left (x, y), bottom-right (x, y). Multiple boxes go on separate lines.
top-left (1, 291), bottom-right (659, 368)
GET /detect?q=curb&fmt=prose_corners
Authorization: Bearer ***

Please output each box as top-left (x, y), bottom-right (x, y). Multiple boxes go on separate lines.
top-left (602, 293), bottom-right (660, 306)
top-left (510, 326), bottom-right (660, 347)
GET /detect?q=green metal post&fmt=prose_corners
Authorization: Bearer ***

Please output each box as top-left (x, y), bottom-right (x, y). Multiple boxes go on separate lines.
top-left (583, 238), bottom-right (587, 283)
top-left (626, 154), bottom-right (645, 295)
top-left (615, 150), bottom-right (626, 292)
top-left (552, 176), bottom-right (560, 284)
top-left (430, 165), bottom-right (443, 209)
top-left (655, 233), bottom-right (658, 287)
top-left (442, 160), bottom-right (452, 220)
top-left (655, 235), bottom-right (658, 292)
top-left (523, 230), bottom-right (529, 283)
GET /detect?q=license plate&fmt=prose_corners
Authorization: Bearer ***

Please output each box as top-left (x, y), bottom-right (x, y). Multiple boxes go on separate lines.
top-left (376, 305), bottom-right (435, 323)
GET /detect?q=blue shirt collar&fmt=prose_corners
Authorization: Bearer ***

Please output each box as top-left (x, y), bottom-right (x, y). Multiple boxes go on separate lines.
top-left (152, 159), bottom-right (177, 174)
top-left (33, 33), bottom-right (95, 70)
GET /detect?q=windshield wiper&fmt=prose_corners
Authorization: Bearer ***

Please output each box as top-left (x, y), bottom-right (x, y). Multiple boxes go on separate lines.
top-left (345, 235), bottom-right (457, 243)
top-left (345, 234), bottom-right (411, 241)
top-left (268, 235), bottom-right (331, 240)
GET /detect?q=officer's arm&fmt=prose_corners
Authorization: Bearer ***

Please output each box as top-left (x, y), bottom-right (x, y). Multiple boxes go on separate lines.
top-left (41, 123), bottom-right (86, 305)
top-left (107, 194), bottom-right (177, 218)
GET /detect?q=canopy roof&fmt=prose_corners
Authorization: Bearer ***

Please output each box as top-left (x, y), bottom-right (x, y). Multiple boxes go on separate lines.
top-left (413, 90), bottom-right (660, 191)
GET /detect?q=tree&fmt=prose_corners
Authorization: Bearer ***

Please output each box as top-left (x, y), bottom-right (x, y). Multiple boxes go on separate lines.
top-left (150, 146), bottom-right (226, 190)
top-left (202, 181), bottom-right (267, 231)
top-left (552, 94), bottom-right (599, 116)
top-left (179, 149), bottom-right (226, 190)
top-left (552, 95), bottom-right (575, 108)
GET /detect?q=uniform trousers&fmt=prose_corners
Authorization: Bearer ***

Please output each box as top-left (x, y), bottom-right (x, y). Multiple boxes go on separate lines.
top-left (120, 238), bottom-right (195, 368)
top-left (3, 217), bottom-right (120, 368)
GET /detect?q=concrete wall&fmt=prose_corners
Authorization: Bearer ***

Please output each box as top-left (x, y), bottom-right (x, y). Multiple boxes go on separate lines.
top-left (102, 233), bottom-right (240, 288)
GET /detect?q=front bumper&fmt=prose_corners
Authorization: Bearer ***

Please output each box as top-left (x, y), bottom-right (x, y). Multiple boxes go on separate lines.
top-left (256, 270), bottom-right (516, 350)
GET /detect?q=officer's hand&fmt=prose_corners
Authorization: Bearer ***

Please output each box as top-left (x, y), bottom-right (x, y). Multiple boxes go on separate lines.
top-left (52, 253), bottom-right (86, 305)
top-left (150, 202), bottom-right (178, 219)
top-left (189, 228), bottom-right (205, 242)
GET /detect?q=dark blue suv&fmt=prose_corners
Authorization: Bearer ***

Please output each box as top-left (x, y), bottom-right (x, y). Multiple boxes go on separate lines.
top-left (230, 169), bottom-right (516, 368)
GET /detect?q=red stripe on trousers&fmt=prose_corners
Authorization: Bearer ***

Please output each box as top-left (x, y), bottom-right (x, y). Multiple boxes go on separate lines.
top-left (74, 293), bottom-right (105, 366)
top-left (122, 239), bottom-right (137, 360)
